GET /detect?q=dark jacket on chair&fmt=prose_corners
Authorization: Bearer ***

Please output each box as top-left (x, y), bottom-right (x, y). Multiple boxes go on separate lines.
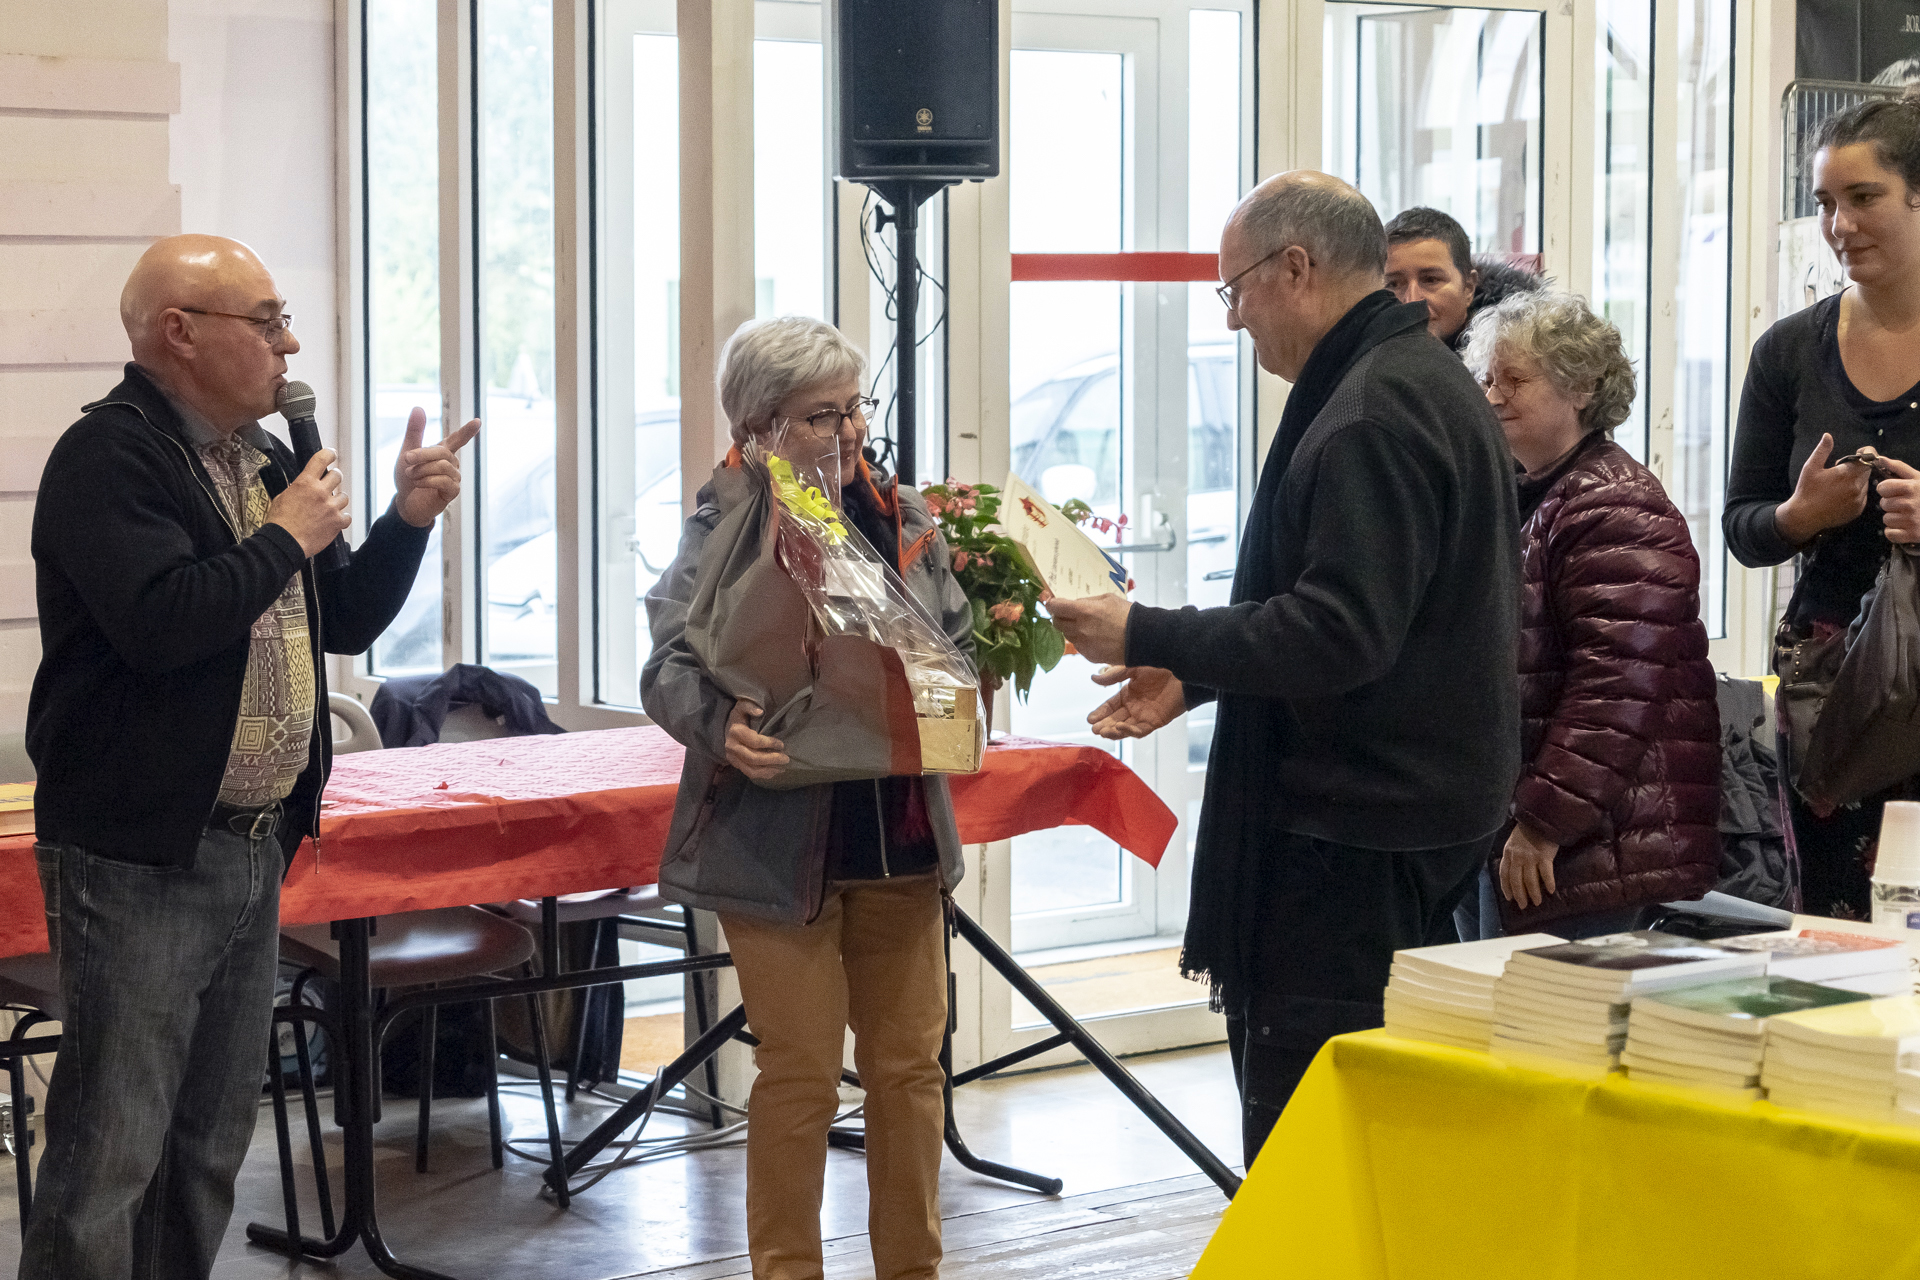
top-left (27, 365), bottom-right (431, 869)
top-left (1499, 435), bottom-right (1722, 931)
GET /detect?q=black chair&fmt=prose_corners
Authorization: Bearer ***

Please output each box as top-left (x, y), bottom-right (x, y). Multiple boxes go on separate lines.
top-left (0, 953), bottom-right (62, 1235)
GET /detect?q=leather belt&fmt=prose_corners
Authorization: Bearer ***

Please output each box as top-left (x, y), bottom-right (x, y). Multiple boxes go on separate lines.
top-left (209, 801), bottom-right (283, 840)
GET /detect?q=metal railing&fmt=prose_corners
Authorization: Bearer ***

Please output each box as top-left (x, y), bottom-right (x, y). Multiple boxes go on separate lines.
top-left (1782, 78), bottom-right (1904, 221)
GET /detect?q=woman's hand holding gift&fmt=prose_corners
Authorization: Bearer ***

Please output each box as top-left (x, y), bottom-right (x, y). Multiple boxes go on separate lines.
top-left (726, 699), bottom-right (791, 780)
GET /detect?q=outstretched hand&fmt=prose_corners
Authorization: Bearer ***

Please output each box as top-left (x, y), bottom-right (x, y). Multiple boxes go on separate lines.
top-left (1086, 665), bottom-right (1185, 741)
top-left (394, 406), bottom-right (480, 528)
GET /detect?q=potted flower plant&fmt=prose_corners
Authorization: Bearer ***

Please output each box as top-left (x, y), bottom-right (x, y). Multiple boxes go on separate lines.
top-left (919, 478), bottom-right (1129, 720)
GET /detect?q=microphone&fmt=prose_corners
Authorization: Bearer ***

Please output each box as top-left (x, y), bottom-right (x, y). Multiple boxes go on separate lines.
top-left (275, 380), bottom-right (351, 572)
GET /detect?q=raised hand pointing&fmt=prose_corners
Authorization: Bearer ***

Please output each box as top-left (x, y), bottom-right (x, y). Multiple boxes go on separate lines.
top-left (393, 406), bottom-right (480, 529)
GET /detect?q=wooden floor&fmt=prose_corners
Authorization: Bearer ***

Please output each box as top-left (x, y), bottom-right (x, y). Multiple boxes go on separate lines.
top-left (628, 1173), bottom-right (1226, 1280)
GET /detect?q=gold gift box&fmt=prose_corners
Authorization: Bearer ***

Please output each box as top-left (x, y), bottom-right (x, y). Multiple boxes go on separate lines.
top-left (917, 685), bottom-right (983, 775)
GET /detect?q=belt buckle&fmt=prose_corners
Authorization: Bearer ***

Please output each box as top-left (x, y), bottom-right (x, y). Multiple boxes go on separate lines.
top-left (230, 807), bottom-right (278, 840)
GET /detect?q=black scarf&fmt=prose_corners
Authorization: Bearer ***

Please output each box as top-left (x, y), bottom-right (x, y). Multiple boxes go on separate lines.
top-left (1180, 290), bottom-right (1429, 1008)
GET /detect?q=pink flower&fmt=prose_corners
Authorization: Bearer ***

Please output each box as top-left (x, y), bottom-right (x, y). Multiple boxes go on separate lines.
top-left (989, 601), bottom-right (1024, 627)
top-left (923, 491), bottom-right (949, 518)
top-left (952, 550), bottom-right (971, 572)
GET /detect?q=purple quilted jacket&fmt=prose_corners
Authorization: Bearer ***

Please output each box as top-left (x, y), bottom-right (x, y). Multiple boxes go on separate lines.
top-left (1500, 438), bottom-right (1722, 931)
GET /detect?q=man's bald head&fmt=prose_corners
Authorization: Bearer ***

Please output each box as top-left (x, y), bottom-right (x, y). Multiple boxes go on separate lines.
top-left (1227, 171), bottom-right (1386, 283)
top-left (120, 234), bottom-right (278, 360)
top-left (118, 234), bottom-right (297, 430)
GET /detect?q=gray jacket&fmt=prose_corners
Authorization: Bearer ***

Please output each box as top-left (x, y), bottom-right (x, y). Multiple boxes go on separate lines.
top-left (640, 466), bottom-right (975, 924)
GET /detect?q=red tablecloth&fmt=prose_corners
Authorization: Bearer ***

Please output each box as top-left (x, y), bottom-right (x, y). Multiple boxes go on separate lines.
top-left (0, 727), bottom-right (1175, 959)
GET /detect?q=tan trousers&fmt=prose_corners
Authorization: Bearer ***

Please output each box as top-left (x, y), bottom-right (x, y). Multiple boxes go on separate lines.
top-left (720, 873), bottom-right (948, 1280)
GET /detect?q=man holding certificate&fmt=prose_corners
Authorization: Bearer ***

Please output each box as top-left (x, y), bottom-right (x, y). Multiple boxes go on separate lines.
top-left (1047, 172), bottom-right (1521, 1166)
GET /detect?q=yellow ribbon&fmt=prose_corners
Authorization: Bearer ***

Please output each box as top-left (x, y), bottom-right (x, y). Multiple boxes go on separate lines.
top-left (766, 454), bottom-right (846, 544)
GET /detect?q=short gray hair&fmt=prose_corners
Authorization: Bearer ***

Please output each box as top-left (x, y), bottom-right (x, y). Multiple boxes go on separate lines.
top-left (1460, 290), bottom-right (1636, 436)
top-left (1232, 174), bottom-right (1387, 278)
top-left (716, 316), bottom-right (868, 444)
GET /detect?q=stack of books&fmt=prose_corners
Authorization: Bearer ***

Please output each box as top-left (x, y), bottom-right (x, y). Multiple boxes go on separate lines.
top-left (1490, 932), bottom-right (1767, 1077)
top-left (1762, 995), bottom-right (1920, 1122)
top-left (1622, 976), bottom-right (1874, 1096)
top-left (1714, 929), bottom-right (1910, 997)
top-left (1383, 934), bottom-right (1563, 1051)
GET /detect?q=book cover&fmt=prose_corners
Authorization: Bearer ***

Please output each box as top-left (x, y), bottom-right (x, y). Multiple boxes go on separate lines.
top-left (999, 473), bottom-right (1129, 601)
top-left (1716, 930), bottom-right (1907, 980)
top-left (1507, 931), bottom-right (1767, 994)
top-left (1391, 932), bottom-right (1565, 984)
top-left (1767, 995), bottom-right (1920, 1056)
top-left (1632, 975), bottom-right (1874, 1032)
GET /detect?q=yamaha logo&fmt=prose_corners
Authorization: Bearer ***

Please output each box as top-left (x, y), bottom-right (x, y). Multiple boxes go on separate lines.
top-left (916, 107), bottom-right (933, 133)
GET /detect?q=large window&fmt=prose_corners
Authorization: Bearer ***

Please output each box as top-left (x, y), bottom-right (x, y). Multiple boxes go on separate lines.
top-left (479, 0), bottom-right (560, 696)
top-left (1674, 0), bottom-right (1733, 638)
top-left (364, 0), bottom-right (442, 676)
top-left (1595, 0), bottom-right (1654, 462)
top-left (1006, 4), bottom-right (1252, 969)
top-left (1325, 3), bottom-right (1544, 258)
top-left (597, 3), bottom-right (680, 710)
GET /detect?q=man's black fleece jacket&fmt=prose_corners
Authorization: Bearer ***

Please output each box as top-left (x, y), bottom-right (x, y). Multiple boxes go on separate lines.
top-left (1126, 298), bottom-right (1522, 850)
top-left (28, 365), bottom-right (430, 869)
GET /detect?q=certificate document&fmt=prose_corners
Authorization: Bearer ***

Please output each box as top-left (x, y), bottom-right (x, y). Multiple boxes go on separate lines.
top-left (999, 472), bottom-right (1129, 601)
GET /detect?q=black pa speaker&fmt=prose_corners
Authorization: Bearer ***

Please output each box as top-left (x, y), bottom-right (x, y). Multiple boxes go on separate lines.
top-left (829, 0), bottom-right (1000, 184)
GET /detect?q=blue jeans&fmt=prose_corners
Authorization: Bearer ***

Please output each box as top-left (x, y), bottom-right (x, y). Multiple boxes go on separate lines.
top-left (18, 821), bottom-right (283, 1280)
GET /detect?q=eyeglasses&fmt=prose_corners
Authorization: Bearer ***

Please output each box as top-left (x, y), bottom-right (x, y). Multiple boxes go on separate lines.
top-left (781, 397), bottom-right (879, 436)
top-left (1478, 371), bottom-right (1538, 399)
top-left (180, 308), bottom-right (295, 341)
top-left (1215, 247), bottom-right (1289, 313)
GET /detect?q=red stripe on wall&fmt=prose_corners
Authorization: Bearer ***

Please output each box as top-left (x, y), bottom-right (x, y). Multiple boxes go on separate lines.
top-left (1011, 252), bottom-right (1221, 283)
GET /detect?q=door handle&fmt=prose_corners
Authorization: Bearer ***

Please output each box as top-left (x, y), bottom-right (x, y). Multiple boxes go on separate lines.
top-left (1103, 507), bottom-right (1177, 555)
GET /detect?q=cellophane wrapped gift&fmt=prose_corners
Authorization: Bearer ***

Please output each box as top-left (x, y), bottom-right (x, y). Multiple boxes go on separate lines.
top-left (681, 425), bottom-right (983, 789)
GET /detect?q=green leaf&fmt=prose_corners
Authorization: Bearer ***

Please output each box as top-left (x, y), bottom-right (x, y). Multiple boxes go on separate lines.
top-left (1031, 620), bottom-right (1067, 672)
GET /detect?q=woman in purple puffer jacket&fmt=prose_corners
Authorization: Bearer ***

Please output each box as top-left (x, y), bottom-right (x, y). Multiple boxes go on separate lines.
top-left (1459, 290), bottom-right (1722, 939)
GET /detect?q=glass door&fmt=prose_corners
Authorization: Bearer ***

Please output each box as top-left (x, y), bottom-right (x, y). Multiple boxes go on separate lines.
top-left (1002, 1), bottom-right (1252, 1006)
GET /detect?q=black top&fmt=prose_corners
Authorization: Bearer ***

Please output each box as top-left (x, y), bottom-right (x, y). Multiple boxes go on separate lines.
top-left (1126, 292), bottom-right (1522, 1004)
top-left (1725, 293), bottom-right (1920, 626)
top-left (27, 365), bottom-right (431, 868)
top-left (825, 480), bottom-right (939, 881)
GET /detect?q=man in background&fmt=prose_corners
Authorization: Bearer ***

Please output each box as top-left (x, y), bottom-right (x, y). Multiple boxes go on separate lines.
top-left (1048, 174), bottom-right (1520, 1166)
top-left (1384, 205), bottom-right (1542, 350)
top-left (19, 234), bottom-right (476, 1280)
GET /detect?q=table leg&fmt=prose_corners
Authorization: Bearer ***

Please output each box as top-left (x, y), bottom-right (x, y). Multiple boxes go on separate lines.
top-left (946, 905), bottom-right (1242, 1200)
top-left (246, 917), bottom-right (462, 1280)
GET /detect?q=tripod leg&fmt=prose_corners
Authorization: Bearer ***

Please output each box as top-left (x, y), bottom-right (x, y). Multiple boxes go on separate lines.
top-left (949, 905), bottom-right (1241, 1199)
top-left (935, 903), bottom-right (1062, 1194)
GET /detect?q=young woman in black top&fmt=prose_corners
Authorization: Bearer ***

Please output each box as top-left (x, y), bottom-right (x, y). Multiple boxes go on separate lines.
top-left (1726, 98), bottom-right (1920, 917)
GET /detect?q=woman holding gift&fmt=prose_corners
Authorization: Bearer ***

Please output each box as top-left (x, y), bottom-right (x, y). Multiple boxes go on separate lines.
top-left (642, 316), bottom-right (974, 1280)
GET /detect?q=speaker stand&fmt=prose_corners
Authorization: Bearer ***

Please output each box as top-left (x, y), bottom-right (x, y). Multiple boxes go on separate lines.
top-left (869, 179), bottom-right (953, 486)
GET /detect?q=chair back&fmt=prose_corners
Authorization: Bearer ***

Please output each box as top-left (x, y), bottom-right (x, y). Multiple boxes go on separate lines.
top-left (328, 693), bottom-right (383, 755)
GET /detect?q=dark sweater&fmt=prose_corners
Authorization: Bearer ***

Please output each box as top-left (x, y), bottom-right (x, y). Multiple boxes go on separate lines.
top-left (824, 475), bottom-right (939, 881)
top-left (28, 366), bottom-right (432, 869)
top-left (1726, 294), bottom-right (1920, 626)
top-left (1127, 296), bottom-right (1523, 850)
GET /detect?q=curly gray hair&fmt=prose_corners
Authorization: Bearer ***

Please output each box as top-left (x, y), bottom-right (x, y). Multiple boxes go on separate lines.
top-left (1460, 290), bottom-right (1636, 436)
top-left (716, 316), bottom-right (869, 445)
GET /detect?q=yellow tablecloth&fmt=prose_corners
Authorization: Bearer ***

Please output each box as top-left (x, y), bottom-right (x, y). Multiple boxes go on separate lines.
top-left (1192, 1028), bottom-right (1920, 1279)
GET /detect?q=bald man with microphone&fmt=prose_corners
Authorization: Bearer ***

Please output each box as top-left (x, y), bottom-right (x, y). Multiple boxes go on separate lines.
top-left (18, 235), bottom-right (476, 1280)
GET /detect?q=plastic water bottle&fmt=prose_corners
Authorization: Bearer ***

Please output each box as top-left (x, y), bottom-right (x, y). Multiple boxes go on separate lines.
top-left (1870, 801), bottom-right (1920, 930)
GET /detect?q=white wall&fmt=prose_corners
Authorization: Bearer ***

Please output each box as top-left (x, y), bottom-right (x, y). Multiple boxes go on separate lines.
top-left (0, 1), bottom-right (345, 749)
top-left (170, 0), bottom-right (341, 449)
top-left (0, 0), bottom-right (181, 744)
